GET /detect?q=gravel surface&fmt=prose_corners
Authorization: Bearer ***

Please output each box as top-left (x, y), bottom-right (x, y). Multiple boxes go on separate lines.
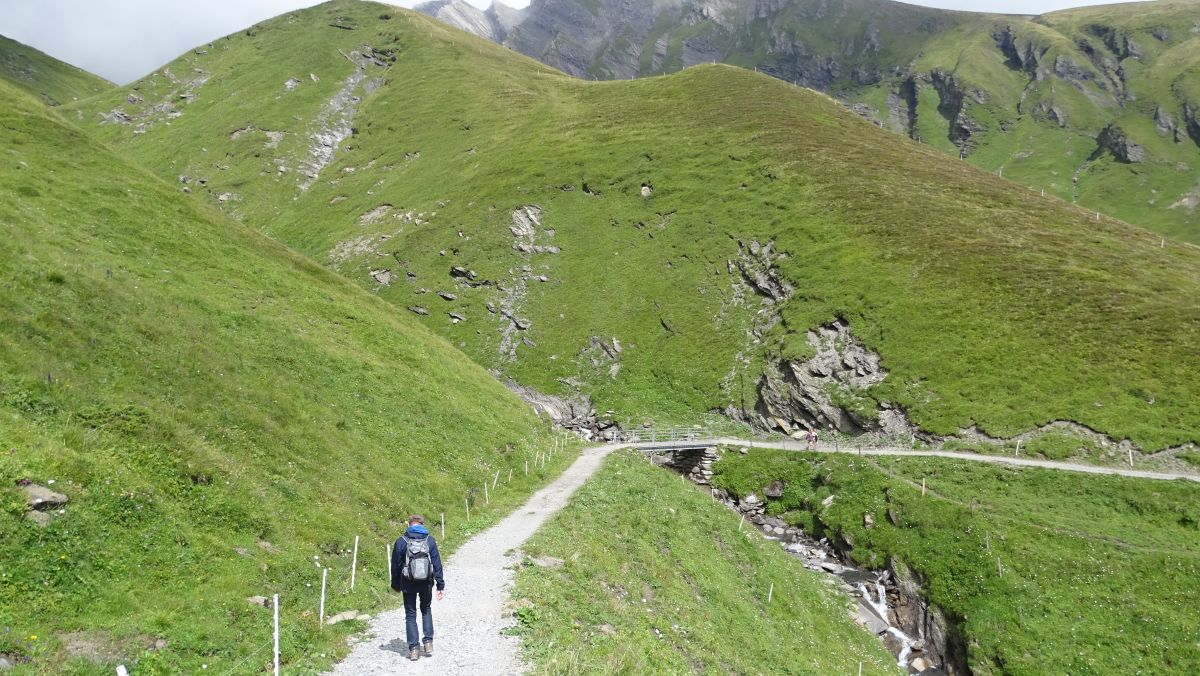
top-left (330, 442), bottom-right (620, 675)
top-left (716, 438), bottom-right (1200, 482)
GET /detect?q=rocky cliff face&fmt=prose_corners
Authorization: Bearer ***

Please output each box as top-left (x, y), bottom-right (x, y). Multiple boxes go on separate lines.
top-left (415, 0), bottom-right (526, 42)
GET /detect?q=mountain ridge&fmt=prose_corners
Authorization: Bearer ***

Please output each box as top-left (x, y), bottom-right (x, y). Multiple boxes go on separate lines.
top-left (415, 0), bottom-right (1200, 241)
top-left (0, 33), bottom-right (112, 105)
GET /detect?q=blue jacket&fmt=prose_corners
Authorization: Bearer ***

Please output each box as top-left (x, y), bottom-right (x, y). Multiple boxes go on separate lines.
top-left (391, 525), bottom-right (445, 592)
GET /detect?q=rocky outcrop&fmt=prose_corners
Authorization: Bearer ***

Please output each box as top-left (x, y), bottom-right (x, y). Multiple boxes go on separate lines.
top-left (742, 320), bottom-right (914, 438)
top-left (994, 26), bottom-right (1044, 76)
top-left (929, 70), bottom-right (984, 148)
top-left (1092, 123), bottom-right (1146, 163)
top-left (20, 481), bottom-right (68, 527)
top-left (299, 46), bottom-right (391, 191)
top-left (503, 381), bottom-right (620, 440)
top-left (1183, 103), bottom-right (1200, 149)
top-left (415, 1), bottom-right (526, 42)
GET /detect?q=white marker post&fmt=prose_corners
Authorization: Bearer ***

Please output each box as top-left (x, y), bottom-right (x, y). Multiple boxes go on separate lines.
top-left (484, 481), bottom-right (490, 506)
top-left (493, 470), bottom-right (500, 490)
top-left (441, 512), bottom-right (445, 540)
top-left (273, 594), bottom-right (280, 676)
top-left (320, 568), bottom-right (328, 627)
top-left (350, 535), bottom-right (359, 591)
top-left (525, 460), bottom-right (529, 476)
top-left (465, 497), bottom-right (471, 522)
top-left (387, 544), bottom-right (392, 585)
top-left (739, 514), bottom-right (745, 531)
top-left (997, 557), bottom-right (1003, 577)
top-left (767, 583), bottom-right (774, 604)
top-left (1128, 449), bottom-right (1134, 468)
top-left (508, 468), bottom-right (513, 483)
top-left (1015, 440), bottom-right (1021, 456)
top-left (921, 478), bottom-right (926, 497)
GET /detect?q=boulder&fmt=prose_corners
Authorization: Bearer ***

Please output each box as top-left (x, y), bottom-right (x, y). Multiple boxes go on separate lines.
top-left (325, 610), bottom-right (363, 626)
top-left (864, 512), bottom-right (875, 529)
top-left (530, 556), bottom-right (565, 569)
top-left (910, 656), bottom-right (931, 672)
top-left (408, 306), bottom-right (429, 316)
top-left (763, 480), bottom-right (786, 498)
top-left (821, 494), bottom-right (836, 508)
top-left (26, 511), bottom-right (53, 527)
top-left (246, 596), bottom-right (271, 608)
top-left (22, 483), bottom-right (68, 510)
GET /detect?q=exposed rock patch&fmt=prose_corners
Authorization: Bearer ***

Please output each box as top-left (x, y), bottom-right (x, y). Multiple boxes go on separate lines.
top-left (736, 320), bottom-right (915, 438)
top-left (1092, 124), bottom-right (1146, 163)
top-left (299, 46), bottom-right (390, 191)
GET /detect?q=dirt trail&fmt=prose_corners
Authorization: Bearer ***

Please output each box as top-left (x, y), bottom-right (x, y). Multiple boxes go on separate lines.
top-left (330, 442), bottom-right (620, 675)
top-left (717, 437), bottom-right (1200, 483)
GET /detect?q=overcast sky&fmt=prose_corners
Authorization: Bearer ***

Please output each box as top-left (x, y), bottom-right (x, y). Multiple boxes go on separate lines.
top-left (0, 0), bottom-right (1153, 85)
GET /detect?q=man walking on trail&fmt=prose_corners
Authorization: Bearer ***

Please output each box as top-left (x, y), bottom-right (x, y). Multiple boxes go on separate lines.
top-left (391, 515), bottom-right (445, 661)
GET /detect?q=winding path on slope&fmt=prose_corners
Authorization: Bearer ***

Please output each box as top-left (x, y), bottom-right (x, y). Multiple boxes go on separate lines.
top-left (330, 442), bottom-right (621, 676)
top-left (331, 435), bottom-right (1197, 675)
top-left (715, 438), bottom-right (1200, 483)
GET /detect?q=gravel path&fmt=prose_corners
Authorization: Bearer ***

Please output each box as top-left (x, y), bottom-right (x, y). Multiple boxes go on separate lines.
top-left (330, 442), bottom-right (620, 675)
top-left (716, 438), bottom-right (1200, 483)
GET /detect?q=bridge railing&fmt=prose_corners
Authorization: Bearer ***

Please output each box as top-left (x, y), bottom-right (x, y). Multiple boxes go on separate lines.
top-left (622, 427), bottom-right (718, 445)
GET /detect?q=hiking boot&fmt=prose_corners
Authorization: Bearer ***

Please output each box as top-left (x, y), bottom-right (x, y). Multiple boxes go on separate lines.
top-left (408, 647), bottom-right (420, 661)
top-left (422, 639), bottom-right (433, 657)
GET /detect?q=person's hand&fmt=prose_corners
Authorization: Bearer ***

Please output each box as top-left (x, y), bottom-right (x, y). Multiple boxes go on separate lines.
top-left (436, 590), bottom-right (445, 601)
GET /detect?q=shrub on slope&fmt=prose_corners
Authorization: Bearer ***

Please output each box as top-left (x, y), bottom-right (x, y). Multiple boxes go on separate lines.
top-left (0, 79), bottom-right (566, 673)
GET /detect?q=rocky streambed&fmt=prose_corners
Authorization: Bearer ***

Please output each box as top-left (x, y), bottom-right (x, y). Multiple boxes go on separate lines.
top-left (655, 448), bottom-right (962, 674)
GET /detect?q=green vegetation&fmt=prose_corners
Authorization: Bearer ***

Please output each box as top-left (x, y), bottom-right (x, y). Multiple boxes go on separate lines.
top-left (0, 78), bottom-right (576, 674)
top-left (0, 35), bottom-right (111, 105)
top-left (486, 0), bottom-right (1200, 240)
top-left (511, 451), bottom-right (895, 674)
top-left (713, 448), bottom-right (1200, 674)
top-left (69, 2), bottom-right (1200, 452)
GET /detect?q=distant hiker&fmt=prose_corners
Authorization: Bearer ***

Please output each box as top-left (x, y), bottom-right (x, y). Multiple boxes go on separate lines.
top-left (806, 428), bottom-right (818, 450)
top-left (391, 514), bottom-right (446, 661)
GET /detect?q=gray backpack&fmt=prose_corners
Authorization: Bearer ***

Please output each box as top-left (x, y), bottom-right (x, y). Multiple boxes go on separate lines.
top-left (402, 536), bottom-right (433, 582)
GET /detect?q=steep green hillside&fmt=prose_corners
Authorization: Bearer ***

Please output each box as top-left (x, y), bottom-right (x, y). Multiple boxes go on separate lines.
top-left (714, 449), bottom-right (1200, 674)
top-left (424, 0), bottom-right (1200, 241)
top-left (0, 35), bottom-right (111, 105)
top-left (513, 451), bottom-right (896, 674)
top-left (0, 78), bottom-right (569, 673)
top-left (70, 2), bottom-right (1200, 456)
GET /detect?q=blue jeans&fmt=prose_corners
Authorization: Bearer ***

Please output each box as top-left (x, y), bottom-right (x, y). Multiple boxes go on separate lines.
top-left (403, 585), bottom-right (434, 649)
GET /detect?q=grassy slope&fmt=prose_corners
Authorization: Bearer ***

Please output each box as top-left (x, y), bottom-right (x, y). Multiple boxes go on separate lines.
top-left (0, 78), bottom-right (573, 674)
top-left (68, 1), bottom-right (1200, 452)
top-left (500, 0), bottom-right (1200, 240)
top-left (512, 451), bottom-right (896, 674)
top-left (713, 449), bottom-right (1200, 674)
top-left (0, 35), bottom-right (111, 106)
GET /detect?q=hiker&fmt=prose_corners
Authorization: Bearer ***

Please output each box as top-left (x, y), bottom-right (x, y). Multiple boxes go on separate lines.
top-left (391, 514), bottom-right (446, 661)
top-left (806, 427), bottom-right (818, 450)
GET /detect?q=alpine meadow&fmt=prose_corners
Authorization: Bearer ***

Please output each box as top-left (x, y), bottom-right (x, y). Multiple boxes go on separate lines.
top-left (2, 0), bottom-right (1200, 674)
